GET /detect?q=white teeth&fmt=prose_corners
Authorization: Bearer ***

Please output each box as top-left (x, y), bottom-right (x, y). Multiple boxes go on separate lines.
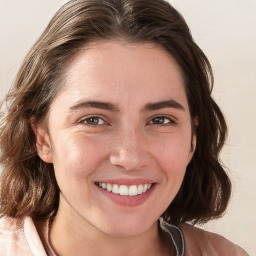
top-left (112, 184), bottom-right (119, 194)
top-left (129, 185), bottom-right (138, 196)
top-left (143, 184), bottom-right (148, 193)
top-left (137, 184), bottom-right (143, 194)
top-left (119, 185), bottom-right (129, 196)
top-left (107, 183), bottom-right (112, 192)
top-left (97, 183), bottom-right (152, 196)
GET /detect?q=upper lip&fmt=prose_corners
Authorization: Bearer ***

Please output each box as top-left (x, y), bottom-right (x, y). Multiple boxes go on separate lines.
top-left (94, 178), bottom-right (155, 186)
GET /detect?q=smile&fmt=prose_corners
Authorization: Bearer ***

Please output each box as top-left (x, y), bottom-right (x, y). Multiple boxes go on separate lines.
top-left (96, 182), bottom-right (152, 196)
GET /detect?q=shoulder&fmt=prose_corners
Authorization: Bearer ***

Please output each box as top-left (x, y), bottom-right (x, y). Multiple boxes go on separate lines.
top-left (0, 216), bottom-right (46, 256)
top-left (180, 223), bottom-right (249, 256)
top-left (0, 216), bottom-right (31, 255)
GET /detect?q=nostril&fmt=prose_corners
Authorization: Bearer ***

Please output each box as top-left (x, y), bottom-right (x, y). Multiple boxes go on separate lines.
top-left (109, 141), bottom-right (150, 171)
top-left (109, 153), bottom-right (141, 171)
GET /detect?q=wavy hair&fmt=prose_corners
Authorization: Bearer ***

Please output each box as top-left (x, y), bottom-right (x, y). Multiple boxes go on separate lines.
top-left (0, 0), bottom-right (231, 224)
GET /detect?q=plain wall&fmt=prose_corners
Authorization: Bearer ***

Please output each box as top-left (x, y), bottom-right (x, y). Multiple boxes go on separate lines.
top-left (170, 1), bottom-right (256, 254)
top-left (0, 0), bottom-right (255, 254)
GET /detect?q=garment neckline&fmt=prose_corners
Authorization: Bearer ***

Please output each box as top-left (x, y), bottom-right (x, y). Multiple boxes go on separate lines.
top-left (159, 217), bottom-right (185, 256)
top-left (41, 217), bottom-right (184, 256)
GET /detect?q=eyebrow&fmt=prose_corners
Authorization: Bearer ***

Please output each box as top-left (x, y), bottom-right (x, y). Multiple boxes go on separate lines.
top-left (69, 99), bottom-right (185, 112)
top-left (143, 99), bottom-right (185, 111)
top-left (69, 100), bottom-right (120, 112)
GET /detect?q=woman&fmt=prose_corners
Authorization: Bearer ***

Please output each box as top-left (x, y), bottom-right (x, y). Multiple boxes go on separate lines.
top-left (0, 0), bottom-right (249, 255)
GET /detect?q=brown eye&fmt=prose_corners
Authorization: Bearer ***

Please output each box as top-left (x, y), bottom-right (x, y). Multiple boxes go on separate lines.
top-left (150, 116), bottom-right (172, 125)
top-left (83, 116), bottom-right (105, 125)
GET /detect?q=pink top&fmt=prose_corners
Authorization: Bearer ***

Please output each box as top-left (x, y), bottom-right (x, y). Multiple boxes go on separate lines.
top-left (0, 217), bottom-right (46, 256)
top-left (0, 216), bottom-right (249, 256)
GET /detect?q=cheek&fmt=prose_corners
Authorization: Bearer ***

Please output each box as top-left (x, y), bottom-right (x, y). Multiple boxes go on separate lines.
top-left (150, 138), bottom-right (191, 211)
top-left (152, 132), bottom-right (192, 169)
top-left (151, 135), bottom-right (192, 194)
top-left (157, 148), bottom-right (188, 184)
top-left (51, 134), bottom-right (108, 180)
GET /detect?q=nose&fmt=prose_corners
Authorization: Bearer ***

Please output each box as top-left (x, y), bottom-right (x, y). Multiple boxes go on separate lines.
top-left (109, 128), bottom-right (150, 171)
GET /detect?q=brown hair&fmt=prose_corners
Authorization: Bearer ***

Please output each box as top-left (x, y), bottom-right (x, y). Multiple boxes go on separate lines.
top-left (0, 0), bottom-right (231, 224)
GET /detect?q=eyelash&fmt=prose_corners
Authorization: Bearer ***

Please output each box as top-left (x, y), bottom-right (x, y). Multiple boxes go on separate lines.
top-left (147, 116), bottom-right (176, 126)
top-left (79, 115), bottom-right (176, 127)
top-left (79, 116), bottom-right (107, 126)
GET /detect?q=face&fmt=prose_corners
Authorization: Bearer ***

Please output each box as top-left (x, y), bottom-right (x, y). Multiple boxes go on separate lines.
top-left (36, 41), bottom-right (195, 237)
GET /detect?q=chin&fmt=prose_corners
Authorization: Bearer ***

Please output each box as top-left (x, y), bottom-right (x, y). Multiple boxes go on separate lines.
top-left (100, 224), bottom-right (149, 238)
top-left (93, 214), bottom-right (158, 238)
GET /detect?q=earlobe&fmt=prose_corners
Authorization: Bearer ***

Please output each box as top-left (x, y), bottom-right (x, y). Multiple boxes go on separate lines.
top-left (188, 117), bottom-right (198, 162)
top-left (30, 118), bottom-right (53, 163)
top-left (191, 133), bottom-right (197, 153)
top-left (191, 116), bottom-right (199, 152)
top-left (187, 134), bottom-right (196, 164)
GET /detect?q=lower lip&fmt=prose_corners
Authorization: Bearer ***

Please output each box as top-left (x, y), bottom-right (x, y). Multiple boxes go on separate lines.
top-left (96, 184), bottom-right (156, 207)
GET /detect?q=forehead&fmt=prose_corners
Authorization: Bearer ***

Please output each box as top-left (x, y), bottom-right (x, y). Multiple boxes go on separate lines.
top-left (52, 40), bottom-right (188, 111)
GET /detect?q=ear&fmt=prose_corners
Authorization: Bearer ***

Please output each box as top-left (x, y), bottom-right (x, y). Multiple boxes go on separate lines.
top-left (187, 117), bottom-right (198, 163)
top-left (187, 133), bottom-right (196, 164)
top-left (191, 116), bottom-right (199, 150)
top-left (30, 118), bottom-right (53, 163)
top-left (191, 133), bottom-right (197, 153)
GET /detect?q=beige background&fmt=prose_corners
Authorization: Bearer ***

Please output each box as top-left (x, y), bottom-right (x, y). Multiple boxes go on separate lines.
top-left (0, 0), bottom-right (255, 254)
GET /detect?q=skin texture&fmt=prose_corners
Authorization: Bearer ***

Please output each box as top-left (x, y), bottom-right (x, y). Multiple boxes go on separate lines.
top-left (35, 41), bottom-right (196, 256)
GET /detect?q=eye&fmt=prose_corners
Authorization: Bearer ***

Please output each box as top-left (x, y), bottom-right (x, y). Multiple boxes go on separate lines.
top-left (148, 116), bottom-right (175, 125)
top-left (80, 116), bottom-right (106, 126)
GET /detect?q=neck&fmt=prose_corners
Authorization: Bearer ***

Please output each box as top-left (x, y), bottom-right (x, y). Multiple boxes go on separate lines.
top-left (45, 197), bottom-right (173, 256)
